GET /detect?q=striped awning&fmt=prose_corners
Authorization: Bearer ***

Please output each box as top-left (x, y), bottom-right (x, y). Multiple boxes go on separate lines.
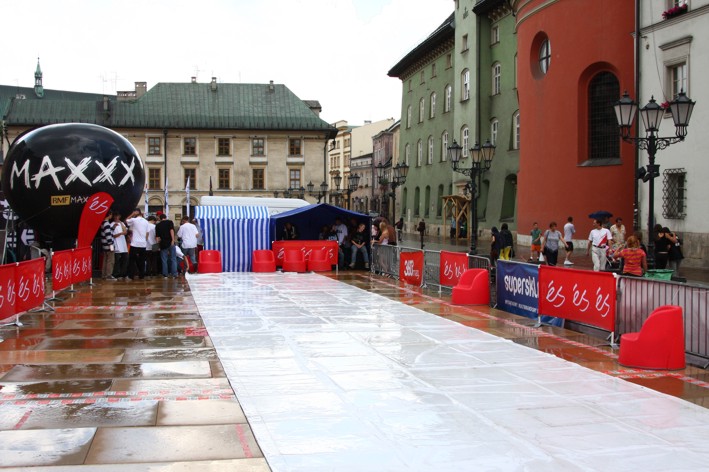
top-left (195, 205), bottom-right (270, 220)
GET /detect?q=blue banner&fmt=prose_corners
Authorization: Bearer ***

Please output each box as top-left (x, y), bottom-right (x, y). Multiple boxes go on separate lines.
top-left (496, 260), bottom-right (539, 319)
top-left (496, 260), bottom-right (563, 327)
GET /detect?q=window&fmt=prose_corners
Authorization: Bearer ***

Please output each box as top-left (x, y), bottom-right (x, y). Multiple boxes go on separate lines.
top-left (218, 169), bottom-right (230, 189)
top-left (663, 168), bottom-right (686, 219)
top-left (444, 85), bottom-right (452, 112)
top-left (407, 105), bottom-right (412, 128)
top-left (462, 69), bottom-right (470, 101)
top-left (417, 140), bottom-right (423, 167)
top-left (148, 168), bottom-right (161, 189)
top-left (512, 112), bottom-right (521, 150)
top-left (431, 63), bottom-right (437, 77)
top-left (289, 138), bottom-right (302, 156)
top-left (424, 186), bottom-right (431, 217)
top-left (252, 137), bottom-right (265, 156)
top-left (420, 71), bottom-right (425, 84)
top-left (446, 53), bottom-right (452, 68)
top-left (427, 137), bottom-right (434, 165)
top-left (419, 98), bottom-right (425, 123)
top-left (462, 127), bottom-right (469, 157)
top-left (441, 131), bottom-right (449, 161)
top-left (588, 72), bottom-right (620, 160)
top-left (148, 137), bottom-right (161, 156)
top-left (184, 168), bottom-right (196, 189)
top-left (289, 169), bottom-right (301, 189)
top-left (437, 185), bottom-right (444, 216)
top-left (217, 138), bottom-right (230, 156)
top-left (491, 25), bottom-right (500, 45)
top-left (183, 137), bottom-right (196, 155)
top-left (252, 168), bottom-right (265, 189)
top-left (491, 119), bottom-right (499, 146)
top-left (671, 62), bottom-right (688, 97)
top-left (414, 187), bottom-right (421, 216)
top-left (405, 143), bottom-right (411, 166)
top-left (430, 92), bottom-right (436, 118)
top-left (462, 34), bottom-right (469, 52)
top-left (539, 38), bottom-right (551, 75)
top-left (492, 63), bottom-right (501, 95)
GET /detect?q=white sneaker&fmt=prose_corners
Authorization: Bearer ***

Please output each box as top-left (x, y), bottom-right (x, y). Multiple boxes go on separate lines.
top-left (564, 260), bottom-right (574, 265)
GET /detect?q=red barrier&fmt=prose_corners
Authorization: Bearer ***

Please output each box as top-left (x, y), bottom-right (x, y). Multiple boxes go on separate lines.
top-left (14, 259), bottom-right (45, 314)
top-left (272, 241), bottom-right (339, 267)
top-left (538, 266), bottom-right (616, 331)
top-left (74, 247), bottom-right (93, 284)
top-left (439, 251), bottom-right (468, 287)
top-left (0, 264), bottom-right (16, 322)
top-left (52, 249), bottom-right (73, 292)
top-left (400, 251), bottom-right (424, 287)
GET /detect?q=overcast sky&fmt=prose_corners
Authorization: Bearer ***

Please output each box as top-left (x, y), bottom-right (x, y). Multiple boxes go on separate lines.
top-left (1, 0), bottom-right (452, 126)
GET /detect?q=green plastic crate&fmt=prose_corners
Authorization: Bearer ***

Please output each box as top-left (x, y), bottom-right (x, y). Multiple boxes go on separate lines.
top-left (644, 269), bottom-right (674, 280)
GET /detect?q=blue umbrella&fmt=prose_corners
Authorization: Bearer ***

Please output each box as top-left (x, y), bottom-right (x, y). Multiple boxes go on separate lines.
top-left (588, 210), bottom-right (612, 219)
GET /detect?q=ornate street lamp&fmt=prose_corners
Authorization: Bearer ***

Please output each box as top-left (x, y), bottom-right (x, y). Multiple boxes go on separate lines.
top-left (307, 180), bottom-right (328, 203)
top-left (614, 91), bottom-right (695, 267)
top-left (346, 173), bottom-right (361, 210)
top-left (448, 139), bottom-right (495, 255)
top-left (332, 172), bottom-right (343, 207)
top-left (375, 161), bottom-right (408, 222)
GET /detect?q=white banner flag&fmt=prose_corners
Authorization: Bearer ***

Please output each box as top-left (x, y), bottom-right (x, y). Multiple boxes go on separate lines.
top-left (186, 176), bottom-right (191, 218)
top-left (164, 176), bottom-right (169, 217)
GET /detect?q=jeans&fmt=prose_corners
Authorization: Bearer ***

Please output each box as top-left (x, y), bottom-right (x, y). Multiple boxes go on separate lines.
top-left (350, 245), bottom-right (369, 266)
top-left (113, 252), bottom-right (129, 278)
top-left (160, 245), bottom-right (178, 276)
top-left (128, 246), bottom-right (147, 278)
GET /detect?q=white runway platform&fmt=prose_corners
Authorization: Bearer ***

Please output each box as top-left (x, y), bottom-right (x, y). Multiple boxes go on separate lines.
top-left (188, 272), bottom-right (709, 471)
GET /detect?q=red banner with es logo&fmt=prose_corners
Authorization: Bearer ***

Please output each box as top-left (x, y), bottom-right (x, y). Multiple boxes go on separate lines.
top-left (439, 251), bottom-right (468, 287)
top-left (14, 259), bottom-right (46, 314)
top-left (538, 266), bottom-right (616, 331)
top-left (272, 240), bottom-right (339, 267)
top-left (400, 251), bottom-right (424, 287)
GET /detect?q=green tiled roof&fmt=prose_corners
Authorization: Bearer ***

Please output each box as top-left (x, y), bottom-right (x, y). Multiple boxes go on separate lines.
top-left (2, 82), bottom-right (336, 136)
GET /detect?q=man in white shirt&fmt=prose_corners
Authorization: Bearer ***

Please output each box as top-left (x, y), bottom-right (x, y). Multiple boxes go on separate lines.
top-left (563, 216), bottom-right (576, 265)
top-left (126, 208), bottom-right (150, 279)
top-left (610, 217), bottom-right (626, 251)
top-left (586, 219), bottom-right (614, 272)
top-left (177, 216), bottom-right (200, 271)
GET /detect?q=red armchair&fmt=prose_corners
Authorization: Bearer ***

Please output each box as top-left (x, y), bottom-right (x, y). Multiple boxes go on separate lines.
top-left (618, 305), bottom-right (685, 370)
top-left (307, 248), bottom-right (332, 272)
top-left (252, 249), bottom-right (276, 273)
top-left (197, 250), bottom-right (222, 273)
top-left (451, 269), bottom-right (490, 305)
top-left (282, 249), bottom-right (307, 273)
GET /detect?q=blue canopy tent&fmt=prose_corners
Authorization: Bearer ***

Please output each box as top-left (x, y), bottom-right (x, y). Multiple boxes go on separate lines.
top-left (269, 203), bottom-right (371, 241)
top-left (194, 205), bottom-right (271, 272)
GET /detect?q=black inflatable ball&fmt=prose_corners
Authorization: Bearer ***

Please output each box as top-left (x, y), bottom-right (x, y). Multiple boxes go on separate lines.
top-left (1, 123), bottom-right (145, 249)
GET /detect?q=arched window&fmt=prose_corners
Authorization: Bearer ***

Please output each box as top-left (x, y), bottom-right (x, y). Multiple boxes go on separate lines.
top-left (588, 71), bottom-right (620, 160)
top-left (427, 136), bottom-right (434, 165)
top-left (430, 92), bottom-right (437, 118)
top-left (461, 69), bottom-right (470, 101)
top-left (404, 143), bottom-right (411, 166)
top-left (441, 131), bottom-right (449, 161)
top-left (417, 140), bottom-right (423, 167)
top-left (492, 63), bottom-right (501, 95)
top-left (424, 186), bottom-right (431, 217)
top-left (512, 112), bottom-right (520, 150)
top-left (414, 187), bottom-right (421, 216)
top-left (539, 38), bottom-right (551, 75)
top-left (419, 98), bottom-right (425, 123)
top-left (444, 85), bottom-right (452, 112)
top-left (407, 105), bottom-right (412, 128)
top-left (436, 185), bottom-right (444, 217)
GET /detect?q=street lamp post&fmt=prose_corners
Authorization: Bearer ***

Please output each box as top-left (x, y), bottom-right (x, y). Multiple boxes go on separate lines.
top-left (447, 140), bottom-right (495, 255)
top-left (333, 172), bottom-right (343, 207)
top-left (346, 173), bottom-right (361, 210)
top-left (376, 161), bottom-right (409, 222)
top-left (613, 91), bottom-right (695, 267)
top-left (307, 180), bottom-right (329, 203)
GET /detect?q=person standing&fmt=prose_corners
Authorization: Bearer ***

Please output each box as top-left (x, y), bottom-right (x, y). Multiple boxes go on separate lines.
top-left (530, 222), bottom-right (542, 262)
top-left (490, 226), bottom-right (501, 262)
top-left (587, 219), bottom-right (614, 271)
top-left (610, 217), bottom-right (626, 251)
top-left (100, 210), bottom-right (115, 280)
top-left (177, 216), bottom-right (200, 272)
top-left (417, 219), bottom-right (426, 249)
top-left (541, 222), bottom-right (567, 267)
top-left (395, 217), bottom-right (404, 242)
top-left (563, 216), bottom-right (576, 265)
top-left (146, 215), bottom-right (159, 277)
top-left (126, 208), bottom-right (150, 279)
top-left (111, 213), bottom-right (129, 280)
top-left (498, 223), bottom-right (514, 260)
top-left (666, 228), bottom-right (684, 275)
top-left (156, 213), bottom-right (177, 278)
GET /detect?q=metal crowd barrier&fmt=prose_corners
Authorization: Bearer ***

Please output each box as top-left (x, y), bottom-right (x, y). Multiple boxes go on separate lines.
top-left (617, 276), bottom-right (709, 365)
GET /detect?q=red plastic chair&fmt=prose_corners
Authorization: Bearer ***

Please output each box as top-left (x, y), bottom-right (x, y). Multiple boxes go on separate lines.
top-left (619, 305), bottom-right (685, 370)
top-left (307, 248), bottom-right (332, 272)
top-left (282, 249), bottom-right (307, 273)
top-left (197, 250), bottom-right (222, 273)
top-left (451, 269), bottom-right (490, 305)
top-left (252, 249), bottom-right (276, 273)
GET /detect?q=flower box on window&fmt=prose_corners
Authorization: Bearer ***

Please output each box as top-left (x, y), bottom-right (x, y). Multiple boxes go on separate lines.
top-left (662, 4), bottom-right (688, 20)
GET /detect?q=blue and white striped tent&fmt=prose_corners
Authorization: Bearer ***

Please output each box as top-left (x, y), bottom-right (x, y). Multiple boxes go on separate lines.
top-left (194, 205), bottom-right (271, 272)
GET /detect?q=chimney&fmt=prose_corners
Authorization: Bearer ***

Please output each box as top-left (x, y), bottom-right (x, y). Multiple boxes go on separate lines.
top-left (210, 77), bottom-right (217, 92)
top-left (191, 77), bottom-right (197, 83)
top-left (135, 81), bottom-right (147, 98)
top-left (268, 80), bottom-right (275, 92)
